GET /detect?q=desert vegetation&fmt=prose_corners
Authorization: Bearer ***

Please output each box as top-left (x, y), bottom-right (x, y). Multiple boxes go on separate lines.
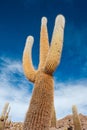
top-left (0, 14), bottom-right (86, 130)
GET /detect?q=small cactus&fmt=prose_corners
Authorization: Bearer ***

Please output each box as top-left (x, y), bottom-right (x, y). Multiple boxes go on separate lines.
top-left (0, 103), bottom-right (11, 130)
top-left (72, 105), bottom-right (82, 130)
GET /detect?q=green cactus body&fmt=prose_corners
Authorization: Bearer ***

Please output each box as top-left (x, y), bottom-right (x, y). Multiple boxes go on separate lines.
top-left (72, 105), bottom-right (82, 130)
top-left (23, 15), bottom-right (65, 130)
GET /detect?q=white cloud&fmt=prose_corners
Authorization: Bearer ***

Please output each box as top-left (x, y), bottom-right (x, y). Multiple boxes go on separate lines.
top-left (0, 56), bottom-right (87, 122)
top-left (0, 85), bottom-right (31, 121)
top-left (54, 81), bottom-right (87, 119)
top-left (0, 56), bottom-right (32, 121)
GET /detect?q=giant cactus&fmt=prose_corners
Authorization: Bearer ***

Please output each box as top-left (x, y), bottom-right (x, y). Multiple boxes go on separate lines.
top-left (23, 14), bottom-right (65, 130)
top-left (72, 105), bottom-right (82, 130)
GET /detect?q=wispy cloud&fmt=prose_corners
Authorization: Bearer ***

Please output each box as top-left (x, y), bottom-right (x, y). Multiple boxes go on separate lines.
top-left (0, 56), bottom-right (87, 122)
top-left (0, 56), bottom-right (32, 121)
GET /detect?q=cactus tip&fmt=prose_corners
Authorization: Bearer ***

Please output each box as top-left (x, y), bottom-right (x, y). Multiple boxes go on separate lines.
top-left (26, 36), bottom-right (34, 43)
top-left (55, 14), bottom-right (65, 28)
top-left (25, 36), bottom-right (34, 49)
top-left (41, 17), bottom-right (47, 25)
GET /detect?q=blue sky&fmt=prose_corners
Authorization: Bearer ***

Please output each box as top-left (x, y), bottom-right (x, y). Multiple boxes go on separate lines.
top-left (0, 0), bottom-right (87, 121)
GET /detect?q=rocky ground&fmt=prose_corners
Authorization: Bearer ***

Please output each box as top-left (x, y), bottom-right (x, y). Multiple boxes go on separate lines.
top-left (55, 114), bottom-right (87, 130)
top-left (5, 114), bottom-right (87, 130)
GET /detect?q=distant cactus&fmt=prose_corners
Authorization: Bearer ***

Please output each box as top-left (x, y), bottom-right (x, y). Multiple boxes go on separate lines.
top-left (72, 105), bottom-right (82, 130)
top-left (0, 103), bottom-right (11, 130)
top-left (23, 14), bottom-right (65, 130)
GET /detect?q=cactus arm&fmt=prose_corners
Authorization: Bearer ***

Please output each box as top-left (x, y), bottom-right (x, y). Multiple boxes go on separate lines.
top-left (38, 17), bottom-right (49, 70)
top-left (23, 36), bottom-right (37, 83)
top-left (1, 103), bottom-right (9, 117)
top-left (5, 106), bottom-right (11, 121)
top-left (44, 15), bottom-right (65, 74)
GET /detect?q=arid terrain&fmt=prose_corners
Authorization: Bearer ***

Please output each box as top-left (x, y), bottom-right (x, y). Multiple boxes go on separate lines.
top-left (4, 114), bottom-right (87, 130)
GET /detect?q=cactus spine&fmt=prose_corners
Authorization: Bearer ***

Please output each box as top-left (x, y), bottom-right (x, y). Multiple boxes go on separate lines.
top-left (72, 105), bottom-right (82, 130)
top-left (23, 15), bottom-right (65, 130)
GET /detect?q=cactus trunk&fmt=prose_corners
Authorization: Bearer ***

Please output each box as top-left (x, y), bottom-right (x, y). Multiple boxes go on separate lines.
top-left (23, 71), bottom-right (54, 130)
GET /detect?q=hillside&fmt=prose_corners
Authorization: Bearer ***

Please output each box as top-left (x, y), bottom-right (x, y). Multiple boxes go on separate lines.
top-left (4, 114), bottom-right (87, 130)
